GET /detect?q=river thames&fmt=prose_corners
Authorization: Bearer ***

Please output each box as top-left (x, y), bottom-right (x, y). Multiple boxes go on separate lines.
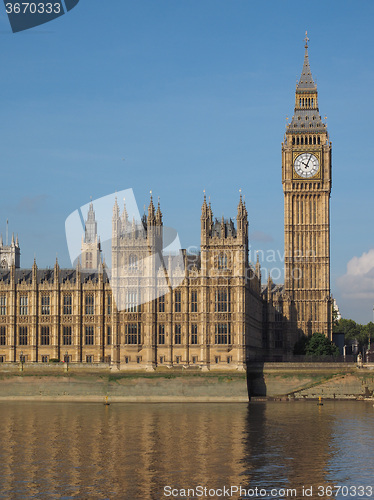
top-left (0, 401), bottom-right (373, 499)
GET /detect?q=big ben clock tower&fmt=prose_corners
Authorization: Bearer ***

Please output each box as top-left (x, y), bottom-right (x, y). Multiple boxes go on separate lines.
top-left (282, 33), bottom-right (332, 342)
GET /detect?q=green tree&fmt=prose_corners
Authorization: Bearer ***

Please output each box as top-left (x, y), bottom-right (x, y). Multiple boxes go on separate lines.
top-left (305, 333), bottom-right (340, 357)
top-left (293, 333), bottom-right (340, 356)
top-left (363, 322), bottom-right (374, 345)
top-left (334, 318), bottom-right (367, 345)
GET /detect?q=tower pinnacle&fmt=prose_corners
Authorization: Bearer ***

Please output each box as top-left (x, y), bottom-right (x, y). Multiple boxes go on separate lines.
top-left (297, 31), bottom-right (316, 91)
top-left (304, 30), bottom-right (309, 48)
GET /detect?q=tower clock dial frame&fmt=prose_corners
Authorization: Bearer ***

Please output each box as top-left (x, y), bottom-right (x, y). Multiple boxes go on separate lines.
top-left (292, 151), bottom-right (321, 180)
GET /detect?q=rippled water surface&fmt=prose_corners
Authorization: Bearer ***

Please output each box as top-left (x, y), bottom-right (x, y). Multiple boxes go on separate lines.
top-left (0, 401), bottom-right (373, 499)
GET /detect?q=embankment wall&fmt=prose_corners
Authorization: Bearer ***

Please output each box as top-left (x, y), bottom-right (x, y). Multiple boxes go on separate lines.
top-left (0, 363), bottom-right (373, 401)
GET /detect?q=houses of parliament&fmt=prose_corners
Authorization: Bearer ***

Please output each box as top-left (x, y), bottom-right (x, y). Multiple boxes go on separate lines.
top-left (0, 37), bottom-right (333, 369)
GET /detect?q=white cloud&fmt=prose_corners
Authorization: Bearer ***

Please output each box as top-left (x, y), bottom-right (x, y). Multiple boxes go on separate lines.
top-left (337, 249), bottom-right (374, 299)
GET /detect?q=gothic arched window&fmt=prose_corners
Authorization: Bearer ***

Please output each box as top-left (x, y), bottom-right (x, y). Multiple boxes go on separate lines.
top-left (217, 253), bottom-right (228, 270)
top-left (129, 254), bottom-right (138, 270)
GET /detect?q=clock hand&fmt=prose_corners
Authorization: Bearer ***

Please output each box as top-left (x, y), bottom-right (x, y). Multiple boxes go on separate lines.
top-left (305, 154), bottom-right (312, 167)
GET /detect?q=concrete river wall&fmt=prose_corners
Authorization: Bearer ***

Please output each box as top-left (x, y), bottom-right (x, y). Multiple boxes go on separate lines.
top-left (0, 363), bottom-right (373, 401)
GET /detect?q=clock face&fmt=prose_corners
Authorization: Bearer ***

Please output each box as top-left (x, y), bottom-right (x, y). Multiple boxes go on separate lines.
top-left (294, 153), bottom-right (319, 178)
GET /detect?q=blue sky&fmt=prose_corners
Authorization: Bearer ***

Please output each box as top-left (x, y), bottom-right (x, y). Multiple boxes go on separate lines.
top-left (0, 1), bottom-right (374, 323)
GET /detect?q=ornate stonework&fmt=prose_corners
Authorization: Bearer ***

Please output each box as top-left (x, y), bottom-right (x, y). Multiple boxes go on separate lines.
top-left (0, 38), bottom-right (332, 367)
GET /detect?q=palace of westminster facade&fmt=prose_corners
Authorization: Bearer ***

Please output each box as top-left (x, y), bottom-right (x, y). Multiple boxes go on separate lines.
top-left (0, 38), bottom-right (333, 369)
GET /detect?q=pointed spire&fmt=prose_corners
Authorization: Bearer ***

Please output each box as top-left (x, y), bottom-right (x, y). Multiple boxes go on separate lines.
top-left (87, 200), bottom-right (95, 220)
top-left (32, 257), bottom-right (37, 282)
top-left (11, 233), bottom-right (14, 245)
top-left (0, 234), bottom-right (2, 246)
top-left (237, 189), bottom-right (245, 218)
top-left (208, 197), bottom-right (213, 219)
top-left (255, 253), bottom-right (261, 279)
top-left (220, 215), bottom-right (225, 238)
top-left (297, 31), bottom-right (316, 91)
top-left (16, 234), bottom-right (19, 247)
top-left (201, 190), bottom-right (208, 217)
top-left (113, 196), bottom-right (119, 219)
top-left (54, 256), bottom-right (59, 284)
top-left (121, 197), bottom-right (128, 223)
top-left (148, 190), bottom-right (155, 224)
top-left (156, 196), bottom-right (163, 225)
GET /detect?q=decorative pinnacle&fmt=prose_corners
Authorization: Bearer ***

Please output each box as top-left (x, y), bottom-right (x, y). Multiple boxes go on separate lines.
top-left (304, 30), bottom-right (309, 49)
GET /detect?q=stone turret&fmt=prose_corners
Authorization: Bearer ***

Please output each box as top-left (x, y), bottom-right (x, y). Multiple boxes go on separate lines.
top-left (0, 225), bottom-right (21, 269)
top-left (81, 201), bottom-right (101, 270)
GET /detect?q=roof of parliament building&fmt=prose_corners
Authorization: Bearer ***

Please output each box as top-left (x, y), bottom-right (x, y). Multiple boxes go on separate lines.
top-left (0, 266), bottom-right (111, 285)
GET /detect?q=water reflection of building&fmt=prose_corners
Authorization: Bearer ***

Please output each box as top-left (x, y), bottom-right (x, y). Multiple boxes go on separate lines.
top-left (0, 402), bottom-right (353, 499)
top-left (0, 403), bottom-right (248, 499)
top-left (241, 402), bottom-right (334, 495)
